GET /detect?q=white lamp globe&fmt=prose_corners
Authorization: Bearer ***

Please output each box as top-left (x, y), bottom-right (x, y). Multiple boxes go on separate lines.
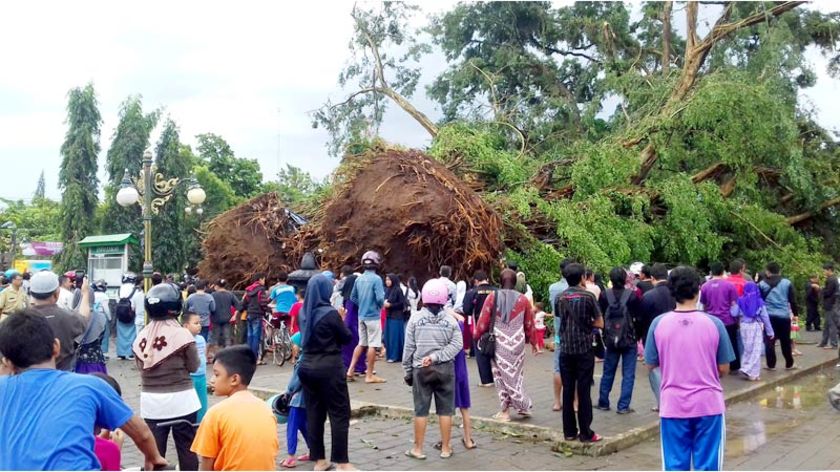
top-left (116, 186), bottom-right (140, 207)
top-left (187, 187), bottom-right (206, 205)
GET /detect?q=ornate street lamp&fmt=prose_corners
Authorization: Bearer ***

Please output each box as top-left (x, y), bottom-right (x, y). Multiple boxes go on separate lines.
top-left (116, 149), bottom-right (207, 292)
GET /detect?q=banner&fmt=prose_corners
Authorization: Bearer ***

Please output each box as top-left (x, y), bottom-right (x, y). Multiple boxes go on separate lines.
top-left (20, 241), bottom-right (63, 257)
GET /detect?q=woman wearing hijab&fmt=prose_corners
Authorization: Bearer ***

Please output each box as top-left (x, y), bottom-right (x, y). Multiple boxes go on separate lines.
top-left (384, 274), bottom-right (408, 363)
top-left (339, 267), bottom-right (367, 376)
top-left (474, 269), bottom-right (537, 422)
top-left (133, 283), bottom-right (201, 471)
top-left (298, 274), bottom-right (355, 471)
top-left (732, 281), bottom-right (775, 381)
top-left (406, 277), bottom-right (421, 320)
top-left (75, 280), bottom-right (109, 374)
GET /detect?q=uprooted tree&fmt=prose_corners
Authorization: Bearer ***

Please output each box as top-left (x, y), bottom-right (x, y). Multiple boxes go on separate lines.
top-left (308, 1), bottom-right (840, 300)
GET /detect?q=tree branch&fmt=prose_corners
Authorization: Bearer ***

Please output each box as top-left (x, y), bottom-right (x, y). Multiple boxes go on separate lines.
top-left (529, 35), bottom-right (601, 63)
top-left (662, 1), bottom-right (673, 76)
top-left (786, 196), bottom-right (840, 225)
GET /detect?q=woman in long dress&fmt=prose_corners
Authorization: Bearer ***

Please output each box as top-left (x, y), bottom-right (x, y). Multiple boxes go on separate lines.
top-left (383, 274), bottom-right (407, 363)
top-left (339, 272), bottom-right (366, 376)
top-left (733, 282), bottom-right (775, 381)
top-left (474, 269), bottom-right (536, 422)
top-left (75, 283), bottom-right (108, 374)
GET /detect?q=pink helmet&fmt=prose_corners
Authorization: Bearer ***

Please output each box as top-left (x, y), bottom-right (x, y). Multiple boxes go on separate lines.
top-left (421, 279), bottom-right (449, 306)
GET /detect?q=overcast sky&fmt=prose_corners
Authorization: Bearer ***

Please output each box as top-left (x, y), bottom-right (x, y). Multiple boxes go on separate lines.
top-left (1, 1), bottom-right (837, 203)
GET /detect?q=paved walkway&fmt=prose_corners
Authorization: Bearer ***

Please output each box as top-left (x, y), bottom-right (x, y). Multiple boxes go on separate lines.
top-left (118, 365), bottom-right (840, 470)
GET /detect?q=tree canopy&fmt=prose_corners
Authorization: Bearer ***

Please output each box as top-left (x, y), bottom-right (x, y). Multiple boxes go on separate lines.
top-left (318, 1), bottom-right (840, 300)
top-left (56, 83), bottom-right (101, 271)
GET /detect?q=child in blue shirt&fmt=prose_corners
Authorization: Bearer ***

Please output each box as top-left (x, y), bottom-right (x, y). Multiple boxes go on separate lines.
top-left (183, 312), bottom-right (209, 422)
top-left (281, 332), bottom-right (310, 468)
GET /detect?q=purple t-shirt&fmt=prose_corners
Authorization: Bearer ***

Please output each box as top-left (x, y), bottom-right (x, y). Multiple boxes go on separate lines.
top-left (644, 310), bottom-right (735, 419)
top-left (700, 279), bottom-right (739, 325)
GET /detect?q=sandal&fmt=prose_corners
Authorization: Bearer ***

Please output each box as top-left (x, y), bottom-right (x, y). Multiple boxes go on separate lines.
top-left (345, 374), bottom-right (355, 382)
top-left (440, 449), bottom-right (453, 459)
top-left (462, 437), bottom-right (477, 450)
top-left (281, 457), bottom-right (297, 468)
top-left (296, 454), bottom-right (310, 462)
top-left (313, 462), bottom-right (334, 471)
top-left (433, 441), bottom-right (442, 451)
top-left (581, 433), bottom-right (603, 443)
top-left (491, 412), bottom-right (511, 422)
top-left (404, 449), bottom-right (426, 460)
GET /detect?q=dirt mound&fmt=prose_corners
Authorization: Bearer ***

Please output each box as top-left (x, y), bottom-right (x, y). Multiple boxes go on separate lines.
top-left (311, 149), bottom-right (503, 281)
top-left (197, 193), bottom-right (302, 289)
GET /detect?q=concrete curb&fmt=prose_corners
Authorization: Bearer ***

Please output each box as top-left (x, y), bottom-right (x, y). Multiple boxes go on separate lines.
top-left (249, 356), bottom-right (839, 457)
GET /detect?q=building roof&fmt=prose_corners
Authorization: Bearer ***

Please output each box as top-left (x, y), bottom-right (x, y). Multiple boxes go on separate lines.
top-left (78, 233), bottom-right (139, 248)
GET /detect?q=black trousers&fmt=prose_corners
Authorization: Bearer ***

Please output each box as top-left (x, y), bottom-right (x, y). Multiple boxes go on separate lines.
top-left (559, 352), bottom-right (595, 440)
top-left (806, 307), bottom-right (821, 330)
top-left (765, 316), bottom-right (794, 369)
top-left (725, 323), bottom-right (741, 371)
top-left (145, 411), bottom-right (198, 471)
top-left (300, 356), bottom-right (351, 464)
top-left (475, 349), bottom-right (495, 385)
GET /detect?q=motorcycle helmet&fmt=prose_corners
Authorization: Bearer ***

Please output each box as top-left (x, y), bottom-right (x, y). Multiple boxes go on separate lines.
top-left (421, 279), bottom-right (449, 306)
top-left (145, 282), bottom-right (183, 319)
top-left (266, 393), bottom-right (291, 424)
top-left (122, 272), bottom-right (138, 284)
top-left (361, 250), bottom-right (381, 266)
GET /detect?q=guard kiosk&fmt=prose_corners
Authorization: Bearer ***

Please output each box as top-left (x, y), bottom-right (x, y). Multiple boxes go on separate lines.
top-left (78, 233), bottom-right (138, 297)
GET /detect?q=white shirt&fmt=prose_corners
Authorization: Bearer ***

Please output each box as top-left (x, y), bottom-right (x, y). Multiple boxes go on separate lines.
top-left (57, 288), bottom-right (74, 310)
top-left (118, 283), bottom-right (145, 328)
top-left (140, 389), bottom-right (201, 420)
top-left (94, 292), bottom-right (111, 321)
top-left (534, 310), bottom-right (546, 330)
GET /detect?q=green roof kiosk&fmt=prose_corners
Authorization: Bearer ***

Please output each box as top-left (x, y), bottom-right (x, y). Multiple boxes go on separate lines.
top-left (78, 233), bottom-right (139, 297)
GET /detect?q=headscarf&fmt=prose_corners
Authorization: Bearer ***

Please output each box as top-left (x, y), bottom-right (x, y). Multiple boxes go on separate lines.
top-left (300, 273), bottom-right (335, 349)
top-left (132, 319), bottom-right (195, 370)
top-left (79, 305), bottom-right (107, 345)
top-left (515, 272), bottom-right (528, 294)
top-left (737, 281), bottom-right (765, 320)
top-left (500, 269), bottom-right (517, 290)
top-left (322, 271), bottom-right (335, 283)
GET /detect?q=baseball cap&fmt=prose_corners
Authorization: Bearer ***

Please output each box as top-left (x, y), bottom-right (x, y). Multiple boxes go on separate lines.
top-left (30, 271), bottom-right (60, 295)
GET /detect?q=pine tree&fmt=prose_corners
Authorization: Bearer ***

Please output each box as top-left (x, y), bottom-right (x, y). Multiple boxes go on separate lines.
top-left (151, 118), bottom-right (191, 274)
top-left (101, 96), bottom-right (159, 236)
top-left (56, 84), bottom-right (101, 271)
top-left (33, 170), bottom-right (46, 201)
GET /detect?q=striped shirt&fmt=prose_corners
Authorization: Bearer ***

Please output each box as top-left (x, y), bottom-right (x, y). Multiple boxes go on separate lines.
top-left (555, 287), bottom-right (602, 355)
top-left (402, 308), bottom-right (463, 372)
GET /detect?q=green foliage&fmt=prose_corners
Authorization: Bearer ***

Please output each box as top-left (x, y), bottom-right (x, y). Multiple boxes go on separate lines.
top-left (652, 178), bottom-right (725, 266)
top-left (195, 133), bottom-right (264, 198)
top-left (100, 96), bottom-right (159, 237)
top-left (568, 142), bottom-right (640, 198)
top-left (56, 83), bottom-right (101, 271)
top-left (504, 243), bottom-right (564, 305)
top-left (0, 198), bottom-right (62, 256)
top-left (428, 123), bottom-right (533, 188)
top-left (263, 164), bottom-right (324, 211)
top-left (151, 119), bottom-right (190, 274)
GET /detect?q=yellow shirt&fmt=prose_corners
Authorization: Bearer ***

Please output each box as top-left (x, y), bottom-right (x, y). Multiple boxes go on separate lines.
top-left (0, 286), bottom-right (28, 316)
top-left (191, 390), bottom-right (278, 471)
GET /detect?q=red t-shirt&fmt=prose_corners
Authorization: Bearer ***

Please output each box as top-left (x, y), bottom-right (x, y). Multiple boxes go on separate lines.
top-left (289, 301), bottom-right (303, 335)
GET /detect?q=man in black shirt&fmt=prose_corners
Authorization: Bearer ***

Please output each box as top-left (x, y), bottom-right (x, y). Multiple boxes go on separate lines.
top-left (639, 263), bottom-right (675, 412)
top-left (805, 275), bottom-right (820, 331)
top-left (556, 263), bottom-right (603, 443)
top-left (636, 265), bottom-right (655, 295)
top-left (210, 279), bottom-right (241, 349)
top-left (461, 270), bottom-right (496, 386)
top-left (819, 263), bottom-right (839, 349)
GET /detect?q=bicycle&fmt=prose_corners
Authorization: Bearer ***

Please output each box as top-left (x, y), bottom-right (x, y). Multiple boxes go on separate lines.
top-left (261, 312), bottom-right (293, 366)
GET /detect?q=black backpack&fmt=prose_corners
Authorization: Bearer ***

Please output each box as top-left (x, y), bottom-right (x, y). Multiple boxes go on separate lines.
top-left (115, 287), bottom-right (137, 324)
top-left (604, 289), bottom-right (633, 350)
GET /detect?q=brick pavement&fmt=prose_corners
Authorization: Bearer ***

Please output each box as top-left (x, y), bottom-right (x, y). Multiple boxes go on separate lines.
top-left (112, 331), bottom-right (839, 468)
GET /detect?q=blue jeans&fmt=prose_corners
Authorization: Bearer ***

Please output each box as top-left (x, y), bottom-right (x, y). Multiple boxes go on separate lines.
top-left (200, 326), bottom-right (210, 344)
top-left (247, 318), bottom-right (262, 358)
top-left (598, 346), bottom-right (636, 411)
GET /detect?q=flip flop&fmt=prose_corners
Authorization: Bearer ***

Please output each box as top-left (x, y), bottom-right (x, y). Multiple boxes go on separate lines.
top-left (365, 376), bottom-right (387, 384)
top-left (280, 457), bottom-right (297, 468)
top-left (440, 450), bottom-right (453, 459)
top-left (404, 449), bottom-right (426, 460)
top-left (491, 412), bottom-right (511, 422)
top-left (462, 438), bottom-right (477, 450)
top-left (345, 374), bottom-right (355, 382)
top-left (581, 433), bottom-right (603, 443)
top-left (552, 405), bottom-right (561, 412)
top-left (433, 441), bottom-right (442, 451)
top-left (313, 462), bottom-right (334, 471)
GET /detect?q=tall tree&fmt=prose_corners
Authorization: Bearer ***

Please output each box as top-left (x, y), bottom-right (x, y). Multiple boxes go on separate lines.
top-left (56, 83), bottom-right (101, 271)
top-left (101, 96), bottom-right (159, 237)
top-left (33, 170), bottom-right (46, 201)
top-left (151, 119), bottom-right (190, 274)
top-left (312, 2), bottom-right (434, 156)
top-left (195, 133), bottom-right (264, 198)
top-left (263, 164), bottom-right (323, 210)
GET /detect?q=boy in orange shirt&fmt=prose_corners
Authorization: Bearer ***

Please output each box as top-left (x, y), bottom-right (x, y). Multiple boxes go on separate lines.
top-left (191, 345), bottom-right (279, 470)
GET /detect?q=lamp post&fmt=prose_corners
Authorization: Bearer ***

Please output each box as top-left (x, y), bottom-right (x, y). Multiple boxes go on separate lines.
top-left (116, 149), bottom-right (206, 292)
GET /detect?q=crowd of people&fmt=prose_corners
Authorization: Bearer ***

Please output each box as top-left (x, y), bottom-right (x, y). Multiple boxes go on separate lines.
top-left (0, 250), bottom-right (838, 471)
